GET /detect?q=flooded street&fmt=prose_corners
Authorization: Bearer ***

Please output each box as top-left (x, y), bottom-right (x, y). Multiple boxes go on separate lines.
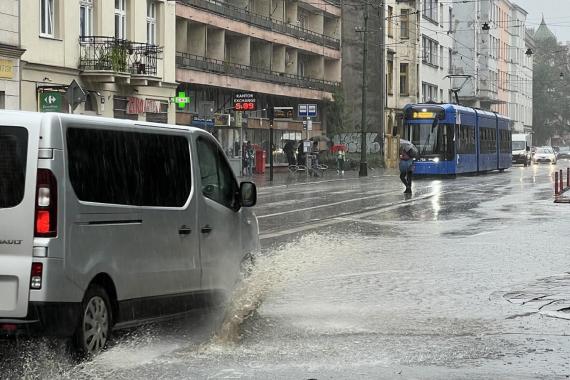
top-left (3, 164), bottom-right (570, 379)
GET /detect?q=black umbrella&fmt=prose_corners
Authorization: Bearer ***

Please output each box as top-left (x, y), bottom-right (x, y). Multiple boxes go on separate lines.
top-left (400, 139), bottom-right (419, 157)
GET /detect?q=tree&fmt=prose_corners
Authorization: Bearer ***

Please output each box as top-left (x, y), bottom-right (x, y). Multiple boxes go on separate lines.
top-left (322, 87), bottom-right (349, 136)
top-left (533, 36), bottom-right (570, 145)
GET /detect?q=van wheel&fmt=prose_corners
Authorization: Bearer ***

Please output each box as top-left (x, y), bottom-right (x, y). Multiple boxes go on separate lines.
top-left (74, 285), bottom-right (112, 356)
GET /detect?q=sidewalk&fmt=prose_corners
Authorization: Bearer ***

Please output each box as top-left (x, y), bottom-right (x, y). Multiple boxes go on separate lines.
top-left (238, 166), bottom-right (397, 188)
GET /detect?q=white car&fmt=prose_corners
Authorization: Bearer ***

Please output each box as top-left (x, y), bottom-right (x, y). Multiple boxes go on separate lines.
top-left (533, 147), bottom-right (557, 164)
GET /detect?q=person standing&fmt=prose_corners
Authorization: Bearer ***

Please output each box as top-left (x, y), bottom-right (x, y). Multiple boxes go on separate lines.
top-left (245, 141), bottom-right (254, 176)
top-left (336, 147), bottom-right (346, 175)
top-left (399, 146), bottom-right (414, 193)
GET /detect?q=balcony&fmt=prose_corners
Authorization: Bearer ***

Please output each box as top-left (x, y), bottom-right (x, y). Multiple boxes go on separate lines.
top-left (176, 52), bottom-right (339, 93)
top-left (178, 0), bottom-right (340, 50)
top-left (79, 36), bottom-right (163, 85)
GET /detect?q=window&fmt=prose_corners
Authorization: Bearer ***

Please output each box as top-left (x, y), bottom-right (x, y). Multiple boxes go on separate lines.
top-left (439, 3), bottom-right (443, 25)
top-left (113, 96), bottom-right (138, 120)
top-left (67, 128), bottom-right (191, 207)
top-left (387, 58), bottom-right (394, 95)
top-left (0, 92), bottom-right (5, 109)
top-left (0, 127), bottom-right (28, 208)
top-left (423, 0), bottom-right (438, 23)
top-left (448, 7), bottom-right (452, 32)
top-left (146, 101), bottom-right (168, 123)
top-left (400, 9), bottom-right (409, 39)
top-left (400, 63), bottom-right (409, 95)
top-left (196, 137), bottom-right (239, 210)
top-left (40, 0), bottom-right (55, 37)
top-left (439, 45), bottom-right (444, 68)
top-left (421, 82), bottom-right (437, 102)
top-left (147, 0), bottom-right (157, 45)
top-left (457, 125), bottom-right (475, 154)
top-left (80, 0), bottom-right (93, 39)
top-left (422, 36), bottom-right (438, 66)
top-left (387, 6), bottom-right (393, 37)
top-left (115, 0), bottom-right (127, 39)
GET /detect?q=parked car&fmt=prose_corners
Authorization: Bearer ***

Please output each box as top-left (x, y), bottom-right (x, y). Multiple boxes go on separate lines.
top-left (533, 147), bottom-right (557, 164)
top-left (0, 111), bottom-right (260, 356)
top-left (557, 146), bottom-right (570, 159)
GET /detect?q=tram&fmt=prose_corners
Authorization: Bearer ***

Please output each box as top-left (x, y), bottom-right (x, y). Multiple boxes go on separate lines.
top-left (401, 103), bottom-right (512, 175)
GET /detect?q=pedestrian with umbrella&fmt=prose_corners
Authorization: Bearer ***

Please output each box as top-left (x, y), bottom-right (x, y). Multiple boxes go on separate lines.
top-left (399, 139), bottom-right (418, 194)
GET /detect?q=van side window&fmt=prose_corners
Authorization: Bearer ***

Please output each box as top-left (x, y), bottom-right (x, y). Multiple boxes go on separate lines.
top-left (0, 127), bottom-right (28, 208)
top-left (196, 137), bottom-right (239, 210)
top-left (67, 128), bottom-right (191, 207)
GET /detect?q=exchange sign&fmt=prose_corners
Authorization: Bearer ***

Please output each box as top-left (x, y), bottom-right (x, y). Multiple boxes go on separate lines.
top-left (233, 92), bottom-right (257, 111)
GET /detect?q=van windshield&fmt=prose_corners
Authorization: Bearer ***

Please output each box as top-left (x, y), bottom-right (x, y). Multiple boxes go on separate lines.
top-left (512, 141), bottom-right (526, 151)
top-left (0, 126), bottom-right (28, 208)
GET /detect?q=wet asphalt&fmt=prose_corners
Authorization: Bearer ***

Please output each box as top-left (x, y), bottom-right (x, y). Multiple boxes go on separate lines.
top-left (3, 161), bottom-right (570, 379)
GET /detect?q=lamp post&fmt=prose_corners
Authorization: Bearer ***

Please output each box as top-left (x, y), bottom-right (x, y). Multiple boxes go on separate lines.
top-left (358, 1), bottom-right (369, 177)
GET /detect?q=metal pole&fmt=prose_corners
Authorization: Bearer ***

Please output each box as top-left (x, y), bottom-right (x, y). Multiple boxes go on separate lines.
top-left (269, 110), bottom-right (274, 182)
top-left (359, 1), bottom-right (368, 177)
top-left (239, 111), bottom-right (244, 176)
top-left (379, 1), bottom-right (386, 166)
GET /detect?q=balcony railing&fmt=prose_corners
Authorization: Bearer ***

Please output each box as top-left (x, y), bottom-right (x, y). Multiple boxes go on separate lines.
top-left (79, 36), bottom-right (162, 76)
top-left (176, 52), bottom-right (339, 93)
top-left (178, 0), bottom-right (340, 50)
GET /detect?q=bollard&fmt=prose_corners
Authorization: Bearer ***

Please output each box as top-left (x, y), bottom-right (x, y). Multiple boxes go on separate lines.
top-left (555, 171), bottom-right (559, 195)
top-left (567, 167), bottom-right (569, 188)
top-left (560, 170), bottom-right (564, 194)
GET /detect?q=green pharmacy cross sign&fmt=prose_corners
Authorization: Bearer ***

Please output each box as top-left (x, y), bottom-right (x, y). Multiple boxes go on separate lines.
top-left (171, 92), bottom-right (191, 109)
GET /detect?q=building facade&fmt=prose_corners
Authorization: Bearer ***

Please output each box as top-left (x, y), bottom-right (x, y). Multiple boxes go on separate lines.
top-left (20, 0), bottom-right (177, 123)
top-left (175, 0), bottom-right (341, 163)
top-left (452, 0), bottom-right (532, 132)
top-left (383, 0), bottom-right (421, 168)
top-left (0, 0), bottom-right (24, 110)
top-left (419, 0), bottom-right (454, 104)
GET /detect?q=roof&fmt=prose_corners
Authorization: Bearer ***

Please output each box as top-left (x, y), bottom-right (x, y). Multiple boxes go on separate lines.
top-left (534, 16), bottom-right (557, 41)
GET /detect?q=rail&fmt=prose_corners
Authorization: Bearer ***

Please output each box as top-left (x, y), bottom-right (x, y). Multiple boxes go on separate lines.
top-left (79, 36), bottom-right (162, 76)
top-left (176, 52), bottom-right (340, 92)
top-left (178, 0), bottom-right (340, 50)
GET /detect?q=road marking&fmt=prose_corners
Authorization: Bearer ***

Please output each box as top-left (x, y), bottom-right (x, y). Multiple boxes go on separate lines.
top-left (257, 189), bottom-right (408, 219)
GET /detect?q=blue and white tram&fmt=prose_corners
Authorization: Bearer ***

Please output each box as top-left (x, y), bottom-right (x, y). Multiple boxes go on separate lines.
top-left (401, 103), bottom-right (512, 175)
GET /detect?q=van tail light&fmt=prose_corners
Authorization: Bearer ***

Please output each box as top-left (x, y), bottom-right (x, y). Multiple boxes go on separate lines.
top-left (30, 263), bottom-right (43, 289)
top-left (34, 169), bottom-right (57, 238)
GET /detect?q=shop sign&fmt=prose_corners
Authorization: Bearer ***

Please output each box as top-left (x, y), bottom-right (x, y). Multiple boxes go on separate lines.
top-left (0, 59), bottom-right (13, 79)
top-left (39, 92), bottom-right (62, 112)
top-left (233, 93), bottom-right (257, 111)
top-left (273, 106), bottom-right (294, 119)
top-left (127, 97), bottom-right (162, 114)
top-left (214, 114), bottom-right (230, 127)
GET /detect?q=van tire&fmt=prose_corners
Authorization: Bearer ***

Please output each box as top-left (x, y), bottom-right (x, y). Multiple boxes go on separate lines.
top-left (73, 285), bottom-right (112, 357)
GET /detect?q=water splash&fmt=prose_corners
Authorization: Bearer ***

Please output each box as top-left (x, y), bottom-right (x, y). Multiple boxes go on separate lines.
top-left (212, 233), bottom-right (348, 345)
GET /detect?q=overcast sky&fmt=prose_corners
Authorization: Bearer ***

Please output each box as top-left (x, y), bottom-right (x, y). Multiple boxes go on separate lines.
top-left (513, 0), bottom-right (570, 42)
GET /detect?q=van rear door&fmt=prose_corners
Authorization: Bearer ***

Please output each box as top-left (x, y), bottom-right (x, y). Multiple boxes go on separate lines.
top-left (0, 124), bottom-right (39, 318)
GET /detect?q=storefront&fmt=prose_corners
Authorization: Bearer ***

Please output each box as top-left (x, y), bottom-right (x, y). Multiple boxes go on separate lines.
top-left (175, 84), bottom-right (325, 167)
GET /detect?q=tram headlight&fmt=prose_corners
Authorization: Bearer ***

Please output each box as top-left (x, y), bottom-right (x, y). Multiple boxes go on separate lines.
top-left (433, 157), bottom-right (440, 163)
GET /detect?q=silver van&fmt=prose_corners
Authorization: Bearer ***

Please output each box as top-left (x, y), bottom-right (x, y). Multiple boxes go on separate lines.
top-left (0, 111), bottom-right (259, 355)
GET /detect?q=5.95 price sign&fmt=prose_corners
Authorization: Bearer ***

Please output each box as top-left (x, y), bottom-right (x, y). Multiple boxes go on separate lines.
top-left (233, 92), bottom-right (257, 111)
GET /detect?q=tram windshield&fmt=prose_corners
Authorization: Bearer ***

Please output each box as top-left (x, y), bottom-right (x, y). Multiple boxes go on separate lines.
top-left (406, 123), bottom-right (454, 160)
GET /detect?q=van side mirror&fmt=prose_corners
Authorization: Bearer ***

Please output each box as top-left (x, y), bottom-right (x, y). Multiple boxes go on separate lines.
top-left (526, 146), bottom-right (530, 152)
top-left (240, 182), bottom-right (257, 207)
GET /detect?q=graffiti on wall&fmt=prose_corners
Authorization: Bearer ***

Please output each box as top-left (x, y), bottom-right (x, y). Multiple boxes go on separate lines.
top-left (332, 133), bottom-right (383, 153)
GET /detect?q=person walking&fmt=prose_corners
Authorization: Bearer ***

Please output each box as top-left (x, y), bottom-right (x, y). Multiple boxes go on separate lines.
top-left (244, 141), bottom-right (254, 176)
top-left (399, 146), bottom-right (414, 193)
top-left (336, 147), bottom-right (346, 175)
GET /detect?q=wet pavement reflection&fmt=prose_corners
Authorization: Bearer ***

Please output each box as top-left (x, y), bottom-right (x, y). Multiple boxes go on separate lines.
top-left (3, 162), bottom-right (570, 378)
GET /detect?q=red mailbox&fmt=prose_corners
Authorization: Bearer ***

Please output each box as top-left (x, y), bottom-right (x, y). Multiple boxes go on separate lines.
top-left (255, 149), bottom-right (266, 174)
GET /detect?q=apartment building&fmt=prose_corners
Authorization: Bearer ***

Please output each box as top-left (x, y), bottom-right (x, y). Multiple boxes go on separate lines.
top-left (420, 0), bottom-right (453, 104)
top-left (175, 0), bottom-right (341, 162)
top-left (383, 0), bottom-right (421, 168)
top-left (20, 0), bottom-right (177, 123)
top-left (452, 0), bottom-right (532, 132)
top-left (0, 0), bottom-right (24, 110)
